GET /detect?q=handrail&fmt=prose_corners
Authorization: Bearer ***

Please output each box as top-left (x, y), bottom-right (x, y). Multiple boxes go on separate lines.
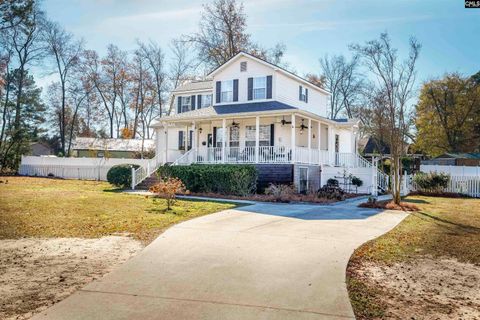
top-left (131, 156), bottom-right (162, 189)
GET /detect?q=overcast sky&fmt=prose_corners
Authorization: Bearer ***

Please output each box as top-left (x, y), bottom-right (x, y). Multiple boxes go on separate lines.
top-left (39, 0), bottom-right (479, 88)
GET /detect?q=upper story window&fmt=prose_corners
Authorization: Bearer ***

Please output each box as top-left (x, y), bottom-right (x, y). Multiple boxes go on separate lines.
top-left (240, 61), bottom-right (247, 72)
top-left (221, 80), bottom-right (233, 102)
top-left (253, 77), bottom-right (266, 100)
top-left (299, 85), bottom-right (308, 102)
top-left (181, 96), bottom-right (191, 112)
top-left (201, 94), bottom-right (212, 108)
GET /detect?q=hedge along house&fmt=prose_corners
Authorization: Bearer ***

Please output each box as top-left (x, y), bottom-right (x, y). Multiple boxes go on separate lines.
top-left (142, 52), bottom-right (388, 193)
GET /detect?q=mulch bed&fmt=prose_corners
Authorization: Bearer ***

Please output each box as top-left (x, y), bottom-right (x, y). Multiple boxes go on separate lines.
top-left (358, 199), bottom-right (420, 211)
top-left (188, 192), bottom-right (366, 204)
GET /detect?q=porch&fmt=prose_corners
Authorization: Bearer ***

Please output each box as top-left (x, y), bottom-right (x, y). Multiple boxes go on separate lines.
top-left (158, 112), bottom-right (362, 167)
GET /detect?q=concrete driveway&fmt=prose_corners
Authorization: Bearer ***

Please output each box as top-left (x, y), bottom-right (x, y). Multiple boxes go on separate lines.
top-left (33, 198), bottom-right (407, 320)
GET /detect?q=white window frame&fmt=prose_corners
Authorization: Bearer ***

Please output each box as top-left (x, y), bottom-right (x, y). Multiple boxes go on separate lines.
top-left (253, 77), bottom-right (266, 100)
top-left (221, 80), bottom-right (233, 103)
top-left (300, 86), bottom-right (307, 102)
top-left (181, 96), bottom-right (191, 112)
top-left (245, 125), bottom-right (270, 147)
top-left (202, 94), bottom-right (212, 108)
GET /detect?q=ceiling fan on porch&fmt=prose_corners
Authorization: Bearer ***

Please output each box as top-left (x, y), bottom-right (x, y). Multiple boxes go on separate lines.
top-left (230, 120), bottom-right (240, 127)
top-left (280, 116), bottom-right (291, 126)
top-left (298, 119), bottom-right (309, 134)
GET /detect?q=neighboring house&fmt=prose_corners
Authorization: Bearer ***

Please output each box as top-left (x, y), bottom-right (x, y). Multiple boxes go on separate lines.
top-left (28, 142), bottom-right (53, 156)
top-left (148, 52), bottom-right (387, 193)
top-left (422, 153), bottom-right (480, 166)
top-left (72, 137), bottom-right (155, 159)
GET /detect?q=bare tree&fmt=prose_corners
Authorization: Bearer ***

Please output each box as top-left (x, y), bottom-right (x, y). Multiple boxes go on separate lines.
top-left (42, 19), bottom-right (83, 155)
top-left (320, 54), bottom-right (363, 119)
top-left (136, 40), bottom-right (167, 118)
top-left (351, 33), bottom-right (421, 204)
top-left (167, 40), bottom-right (195, 115)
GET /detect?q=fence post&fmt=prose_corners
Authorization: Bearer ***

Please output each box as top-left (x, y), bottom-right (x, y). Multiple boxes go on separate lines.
top-left (131, 167), bottom-right (136, 190)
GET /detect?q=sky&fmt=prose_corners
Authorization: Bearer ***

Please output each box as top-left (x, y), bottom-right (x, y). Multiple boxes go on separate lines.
top-left (39, 0), bottom-right (480, 88)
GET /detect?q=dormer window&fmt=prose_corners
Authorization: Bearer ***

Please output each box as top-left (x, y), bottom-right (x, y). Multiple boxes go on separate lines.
top-left (253, 77), bottom-right (266, 100)
top-left (221, 80), bottom-right (233, 102)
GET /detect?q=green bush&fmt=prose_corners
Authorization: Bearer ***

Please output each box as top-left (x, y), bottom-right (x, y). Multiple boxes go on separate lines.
top-left (157, 164), bottom-right (257, 196)
top-left (413, 172), bottom-right (450, 193)
top-left (351, 176), bottom-right (363, 187)
top-left (107, 164), bottom-right (140, 188)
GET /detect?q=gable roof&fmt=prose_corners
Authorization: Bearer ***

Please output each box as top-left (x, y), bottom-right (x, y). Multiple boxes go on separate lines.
top-left (207, 51), bottom-right (330, 95)
top-left (172, 80), bottom-right (212, 93)
top-left (363, 137), bottom-right (391, 155)
top-left (73, 138), bottom-right (155, 152)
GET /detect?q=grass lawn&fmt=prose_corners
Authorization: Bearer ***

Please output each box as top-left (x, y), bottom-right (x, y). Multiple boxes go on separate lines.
top-left (0, 176), bottom-right (237, 244)
top-left (347, 195), bottom-right (480, 319)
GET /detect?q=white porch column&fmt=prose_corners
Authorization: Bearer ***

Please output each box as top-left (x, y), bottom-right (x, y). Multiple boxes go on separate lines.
top-left (328, 125), bottom-right (335, 166)
top-left (317, 121), bottom-right (321, 164)
top-left (192, 122), bottom-right (196, 150)
top-left (164, 125), bottom-right (168, 163)
top-left (222, 118), bottom-right (226, 163)
top-left (255, 116), bottom-right (260, 163)
top-left (291, 114), bottom-right (296, 163)
top-left (307, 118), bottom-right (312, 164)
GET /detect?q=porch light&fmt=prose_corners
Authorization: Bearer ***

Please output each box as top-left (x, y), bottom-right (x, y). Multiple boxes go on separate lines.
top-left (231, 120), bottom-right (239, 127)
top-left (199, 127), bottom-right (203, 134)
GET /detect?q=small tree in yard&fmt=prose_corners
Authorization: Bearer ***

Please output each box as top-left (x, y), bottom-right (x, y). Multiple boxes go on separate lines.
top-left (351, 33), bottom-right (421, 205)
top-left (149, 177), bottom-right (188, 211)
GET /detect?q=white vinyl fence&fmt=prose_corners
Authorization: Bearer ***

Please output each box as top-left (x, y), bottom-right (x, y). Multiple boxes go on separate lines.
top-left (420, 165), bottom-right (480, 176)
top-left (407, 174), bottom-right (480, 198)
top-left (19, 156), bottom-right (152, 181)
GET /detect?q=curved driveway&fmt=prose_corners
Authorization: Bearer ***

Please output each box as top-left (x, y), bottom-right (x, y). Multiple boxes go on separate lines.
top-left (33, 198), bottom-right (407, 320)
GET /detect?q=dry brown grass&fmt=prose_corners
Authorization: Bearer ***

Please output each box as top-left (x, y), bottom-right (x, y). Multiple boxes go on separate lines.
top-left (348, 195), bottom-right (480, 319)
top-left (0, 176), bottom-right (237, 244)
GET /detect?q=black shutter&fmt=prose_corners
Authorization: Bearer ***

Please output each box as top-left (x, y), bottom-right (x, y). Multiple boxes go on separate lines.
top-left (197, 95), bottom-right (202, 109)
top-left (188, 130), bottom-right (193, 150)
top-left (270, 124), bottom-right (275, 146)
top-left (299, 85), bottom-right (302, 101)
top-left (216, 81), bottom-right (221, 103)
top-left (213, 127), bottom-right (217, 147)
top-left (191, 95), bottom-right (196, 110)
top-left (178, 131), bottom-right (184, 149)
top-left (248, 77), bottom-right (253, 100)
top-left (177, 96), bottom-right (182, 114)
top-left (233, 79), bottom-right (239, 102)
top-left (266, 75), bottom-right (272, 99)
top-left (305, 88), bottom-right (309, 103)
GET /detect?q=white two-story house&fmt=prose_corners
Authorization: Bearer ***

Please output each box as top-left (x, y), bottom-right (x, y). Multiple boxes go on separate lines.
top-left (141, 52), bottom-right (387, 193)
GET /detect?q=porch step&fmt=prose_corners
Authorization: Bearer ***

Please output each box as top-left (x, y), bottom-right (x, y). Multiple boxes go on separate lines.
top-left (135, 175), bottom-right (159, 190)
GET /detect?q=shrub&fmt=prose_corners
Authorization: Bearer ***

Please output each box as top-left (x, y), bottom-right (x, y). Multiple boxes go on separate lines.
top-left (264, 183), bottom-right (296, 202)
top-left (149, 177), bottom-right (188, 210)
top-left (413, 172), bottom-right (450, 193)
top-left (157, 164), bottom-right (257, 196)
top-left (351, 176), bottom-right (363, 188)
top-left (107, 164), bottom-right (140, 188)
top-left (327, 178), bottom-right (339, 187)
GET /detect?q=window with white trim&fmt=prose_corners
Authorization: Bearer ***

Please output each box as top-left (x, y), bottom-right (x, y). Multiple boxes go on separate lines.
top-left (299, 86), bottom-right (307, 102)
top-left (181, 96), bottom-right (191, 112)
top-left (245, 125), bottom-right (271, 147)
top-left (229, 126), bottom-right (239, 147)
top-left (253, 77), bottom-right (266, 100)
top-left (221, 80), bottom-right (233, 102)
top-left (201, 94), bottom-right (212, 108)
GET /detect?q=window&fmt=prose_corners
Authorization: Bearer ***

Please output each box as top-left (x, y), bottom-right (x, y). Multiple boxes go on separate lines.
top-left (215, 127), bottom-right (224, 147)
top-left (221, 80), bottom-right (233, 102)
top-left (201, 94), bottom-right (212, 108)
top-left (181, 96), bottom-right (191, 112)
top-left (245, 125), bottom-right (271, 147)
top-left (178, 131), bottom-right (185, 150)
top-left (299, 86), bottom-right (308, 102)
top-left (253, 77), bottom-right (266, 100)
top-left (229, 126), bottom-right (239, 147)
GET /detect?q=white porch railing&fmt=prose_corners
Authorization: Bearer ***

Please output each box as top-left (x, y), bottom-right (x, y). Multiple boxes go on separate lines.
top-left (131, 156), bottom-right (162, 189)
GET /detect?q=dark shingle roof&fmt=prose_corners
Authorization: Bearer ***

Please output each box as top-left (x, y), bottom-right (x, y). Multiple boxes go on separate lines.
top-left (161, 101), bottom-right (297, 121)
top-left (332, 118), bottom-right (349, 123)
top-left (363, 137), bottom-right (391, 155)
top-left (435, 153), bottom-right (480, 159)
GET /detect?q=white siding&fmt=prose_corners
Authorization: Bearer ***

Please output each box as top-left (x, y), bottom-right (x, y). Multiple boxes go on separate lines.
top-left (337, 128), bottom-right (354, 153)
top-left (275, 72), bottom-right (328, 117)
